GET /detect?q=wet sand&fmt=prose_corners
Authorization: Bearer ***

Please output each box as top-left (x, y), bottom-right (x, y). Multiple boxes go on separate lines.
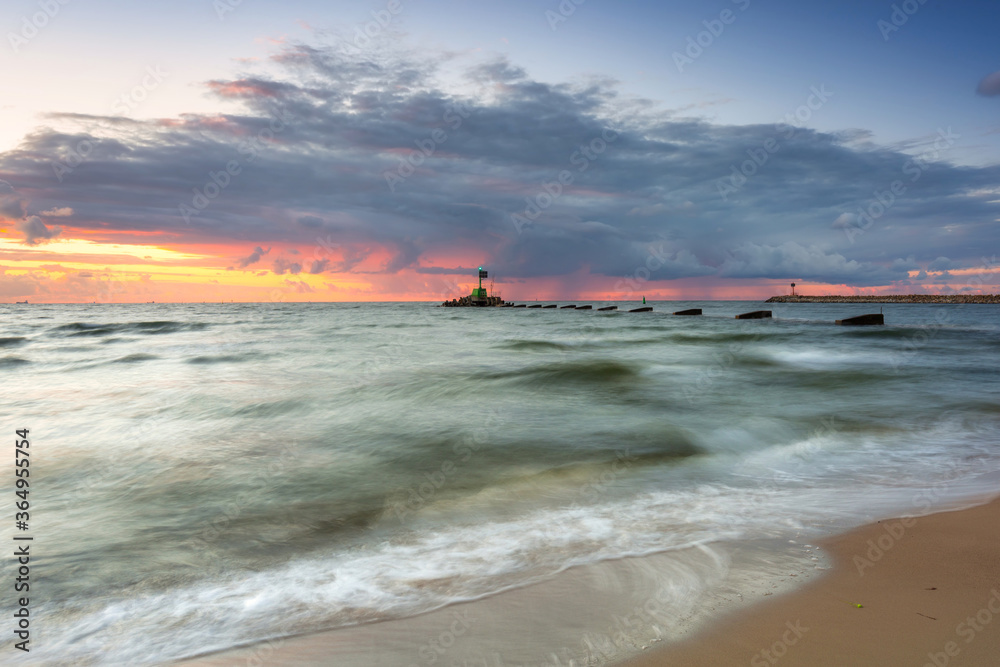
top-left (619, 496), bottom-right (1000, 667)
top-left (178, 498), bottom-right (1000, 666)
top-left (178, 540), bottom-right (823, 666)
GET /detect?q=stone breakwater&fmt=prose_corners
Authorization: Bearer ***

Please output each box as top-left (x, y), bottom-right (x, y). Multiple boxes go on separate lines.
top-left (440, 294), bottom-right (509, 307)
top-left (766, 295), bottom-right (1000, 304)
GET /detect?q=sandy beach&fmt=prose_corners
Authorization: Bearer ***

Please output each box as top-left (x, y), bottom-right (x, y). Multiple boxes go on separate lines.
top-left (619, 495), bottom-right (1000, 667)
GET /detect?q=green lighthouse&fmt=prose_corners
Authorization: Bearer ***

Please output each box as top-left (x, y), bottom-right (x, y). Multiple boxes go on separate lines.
top-left (470, 267), bottom-right (488, 302)
top-left (440, 267), bottom-right (507, 307)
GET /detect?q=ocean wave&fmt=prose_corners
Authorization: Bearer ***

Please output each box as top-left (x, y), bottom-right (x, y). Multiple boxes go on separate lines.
top-left (475, 359), bottom-right (642, 386)
top-left (668, 331), bottom-right (792, 345)
top-left (51, 321), bottom-right (209, 337)
top-left (113, 353), bottom-right (160, 364)
top-left (186, 353), bottom-right (262, 365)
top-left (0, 356), bottom-right (30, 367)
top-left (0, 336), bottom-right (27, 348)
top-left (499, 339), bottom-right (575, 352)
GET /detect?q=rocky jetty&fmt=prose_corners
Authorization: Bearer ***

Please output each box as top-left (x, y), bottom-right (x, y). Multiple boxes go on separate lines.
top-left (441, 294), bottom-right (508, 307)
top-left (766, 295), bottom-right (1000, 304)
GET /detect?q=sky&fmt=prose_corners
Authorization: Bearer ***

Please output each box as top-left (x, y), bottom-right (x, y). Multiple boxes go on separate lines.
top-left (1, 0), bottom-right (999, 302)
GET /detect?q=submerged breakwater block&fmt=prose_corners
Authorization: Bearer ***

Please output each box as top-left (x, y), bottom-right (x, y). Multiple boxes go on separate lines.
top-left (575, 305), bottom-right (592, 310)
top-left (836, 313), bottom-right (885, 326)
top-left (528, 304), bottom-right (542, 309)
top-left (560, 305), bottom-right (577, 309)
top-left (674, 308), bottom-right (702, 316)
top-left (597, 306), bottom-right (617, 311)
top-left (543, 304), bottom-right (557, 309)
top-left (735, 310), bottom-right (772, 319)
top-left (513, 304), bottom-right (526, 308)
top-left (629, 307), bottom-right (653, 313)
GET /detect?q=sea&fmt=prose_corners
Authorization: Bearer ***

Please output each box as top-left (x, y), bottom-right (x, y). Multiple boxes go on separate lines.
top-left (2, 301), bottom-right (999, 665)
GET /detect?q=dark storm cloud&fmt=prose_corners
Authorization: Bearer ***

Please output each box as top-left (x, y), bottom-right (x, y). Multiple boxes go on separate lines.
top-left (1, 42), bottom-right (998, 285)
top-left (236, 246), bottom-right (270, 268)
top-left (272, 257), bottom-right (302, 275)
top-left (16, 216), bottom-right (62, 245)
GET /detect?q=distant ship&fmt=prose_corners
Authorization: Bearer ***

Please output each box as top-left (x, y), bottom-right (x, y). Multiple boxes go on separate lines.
top-left (15, 300), bottom-right (28, 304)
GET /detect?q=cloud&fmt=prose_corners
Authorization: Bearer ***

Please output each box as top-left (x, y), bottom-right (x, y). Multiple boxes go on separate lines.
top-left (0, 42), bottom-right (998, 289)
top-left (927, 256), bottom-right (955, 271)
top-left (38, 207), bottom-right (74, 217)
top-left (272, 257), bottom-right (302, 275)
top-left (627, 203), bottom-right (668, 217)
top-left (718, 242), bottom-right (898, 285)
top-left (236, 246), bottom-right (270, 268)
top-left (831, 213), bottom-right (856, 229)
top-left (0, 197), bottom-right (25, 220)
top-left (283, 278), bottom-right (314, 293)
top-left (16, 216), bottom-right (62, 245)
top-left (297, 215), bottom-right (324, 228)
top-left (0, 180), bottom-right (24, 220)
top-left (977, 71), bottom-right (1000, 97)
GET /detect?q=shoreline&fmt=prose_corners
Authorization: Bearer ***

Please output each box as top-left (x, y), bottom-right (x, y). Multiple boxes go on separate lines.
top-left (178, 538), bottom-right (828, 666)
top-left (177, 495), bottom-right (1000, 667)
top-left (765, 295), bottom-right (1000, 303)
top-left (618, 494), bottom-right (1000, 666)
